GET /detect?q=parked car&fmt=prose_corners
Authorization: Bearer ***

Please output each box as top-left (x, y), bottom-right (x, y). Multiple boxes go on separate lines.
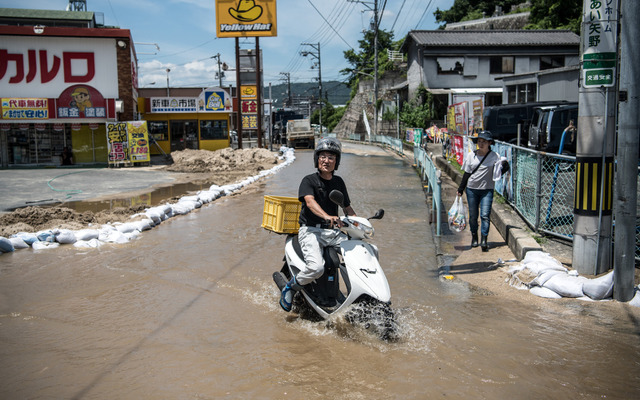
top-left (528, 103), bottom-right (578, 154)
top-left (483, 101), bottom-right (572, 144)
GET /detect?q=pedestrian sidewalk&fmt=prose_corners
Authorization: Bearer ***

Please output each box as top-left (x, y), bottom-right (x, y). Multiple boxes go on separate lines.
top-left (407, 143), bottom-right (574, 277)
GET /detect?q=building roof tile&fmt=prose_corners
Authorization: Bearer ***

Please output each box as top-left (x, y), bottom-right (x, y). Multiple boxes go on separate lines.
top-left (407, 30), bottom-right (580, 47)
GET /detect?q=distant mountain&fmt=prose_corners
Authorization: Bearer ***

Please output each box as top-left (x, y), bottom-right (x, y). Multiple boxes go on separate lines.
top-left (264, 81), bottom-right (351, 108)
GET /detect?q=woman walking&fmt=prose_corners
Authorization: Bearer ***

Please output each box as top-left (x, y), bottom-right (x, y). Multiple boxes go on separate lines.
top-left (457, 131), bottom-right (509, 252)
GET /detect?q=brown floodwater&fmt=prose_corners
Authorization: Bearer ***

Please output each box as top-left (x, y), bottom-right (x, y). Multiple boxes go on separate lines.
top-left (1, 144), bottom-right (639, 399)
top-left (58, 181), bottom-right (218, 213)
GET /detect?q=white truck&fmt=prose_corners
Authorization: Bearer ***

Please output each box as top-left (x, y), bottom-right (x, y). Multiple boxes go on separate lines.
top-left (286, 119), bottom-right (315, 149)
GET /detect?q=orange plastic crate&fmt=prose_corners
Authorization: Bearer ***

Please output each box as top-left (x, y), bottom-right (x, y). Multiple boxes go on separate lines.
top-left (261, 195), bottom-right (301, 234)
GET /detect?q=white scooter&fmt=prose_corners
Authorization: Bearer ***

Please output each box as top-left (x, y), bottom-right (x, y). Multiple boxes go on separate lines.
top-left (273, 190), bottom-right (398, 341)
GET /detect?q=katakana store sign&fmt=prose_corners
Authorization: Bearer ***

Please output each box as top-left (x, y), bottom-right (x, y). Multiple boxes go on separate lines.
top-left (0, 36), bottom-right (119, 99)
top-left (582, 0), bottom-right (618, 88)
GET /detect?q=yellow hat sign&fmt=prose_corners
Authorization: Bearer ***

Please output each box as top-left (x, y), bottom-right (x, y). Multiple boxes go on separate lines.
top-left (216, 0), bottom-right (277, 38)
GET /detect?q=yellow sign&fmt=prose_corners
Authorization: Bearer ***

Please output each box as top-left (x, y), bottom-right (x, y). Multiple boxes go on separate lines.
top-left (216, 0), bottom-right (277, 38)
top-left (240, 85), bottom-right (257, 99)
top-left (127, 121), bottom-right (150, 163)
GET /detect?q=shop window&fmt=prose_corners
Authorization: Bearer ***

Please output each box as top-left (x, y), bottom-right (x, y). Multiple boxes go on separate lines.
top-left (490, 56), bottom-right (515, 74)
top-left (148, 121), bottom-right (168, 141)
top-left (540, 55), bottom-right (564, 70)
top-left (200, 120), bottom-right (228, 140)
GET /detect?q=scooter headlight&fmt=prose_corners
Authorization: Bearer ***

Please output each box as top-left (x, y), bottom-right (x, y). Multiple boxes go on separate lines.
top-left (356, 222), bottom-right (373, 239)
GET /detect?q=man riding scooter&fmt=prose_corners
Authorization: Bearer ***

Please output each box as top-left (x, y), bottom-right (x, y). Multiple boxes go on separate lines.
top-left (279, 138), bottom-right (357, 312)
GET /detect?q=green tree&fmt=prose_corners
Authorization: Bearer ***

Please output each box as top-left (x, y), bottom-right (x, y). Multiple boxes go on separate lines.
top-left (310, 101), bottom-right (345, 132)
top-left (434, 0), bottom-right (524, 25)
top-left (525, 0), bottom-right (581, 33)
top-left (434, 0), bottom-right (581, 35)
top-left (341, 29), bottom-right (399, 94)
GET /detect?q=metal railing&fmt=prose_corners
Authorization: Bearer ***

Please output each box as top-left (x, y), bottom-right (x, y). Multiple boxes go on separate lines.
top-left (413, 146), bottom-right (442, 235)
top-left (444, 133), bottom-right (640, 261)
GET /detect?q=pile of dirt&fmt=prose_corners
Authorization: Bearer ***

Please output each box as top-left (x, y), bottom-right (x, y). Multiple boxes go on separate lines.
top-left (0, 147), bottom-right (283, 237)
top-left (166, 148), bottom-right (280, 174)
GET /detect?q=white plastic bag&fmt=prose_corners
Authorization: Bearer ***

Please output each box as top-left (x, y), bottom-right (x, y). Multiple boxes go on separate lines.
top-left (448, 196), bottom-right (467, 232)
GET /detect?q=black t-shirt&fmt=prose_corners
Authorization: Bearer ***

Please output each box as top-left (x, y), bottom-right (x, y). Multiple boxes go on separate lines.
top-left (298, 172), bottom-right (351, 226)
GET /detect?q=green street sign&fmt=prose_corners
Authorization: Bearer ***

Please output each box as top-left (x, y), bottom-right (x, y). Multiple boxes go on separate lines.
top-left (583, 68), bottom-right (615, 87)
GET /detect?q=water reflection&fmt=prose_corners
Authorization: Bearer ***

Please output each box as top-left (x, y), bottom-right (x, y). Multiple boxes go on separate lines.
top-left (59, 181), bottom-right (217, 212)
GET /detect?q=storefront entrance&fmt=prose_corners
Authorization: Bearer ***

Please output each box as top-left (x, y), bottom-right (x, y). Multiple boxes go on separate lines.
top-left (170, 120), bottom-right (199, 152)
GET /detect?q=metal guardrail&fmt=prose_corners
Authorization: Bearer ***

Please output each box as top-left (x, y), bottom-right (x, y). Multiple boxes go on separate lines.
top-left (413, 146), bottom-right (442, 236)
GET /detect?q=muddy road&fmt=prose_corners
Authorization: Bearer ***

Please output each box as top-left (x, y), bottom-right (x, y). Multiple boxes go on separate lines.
top-left (1, 143), bottom-right (638, 399)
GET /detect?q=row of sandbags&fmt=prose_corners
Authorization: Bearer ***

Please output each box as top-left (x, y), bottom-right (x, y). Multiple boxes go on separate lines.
top-left (507, 251), bottom-right (640, 305)
top-left (0, 146), bottom-right (296, 254)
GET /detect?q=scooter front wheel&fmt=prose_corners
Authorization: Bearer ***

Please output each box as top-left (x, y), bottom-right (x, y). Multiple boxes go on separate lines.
top-left (345, 297), bottom-right (399, 342)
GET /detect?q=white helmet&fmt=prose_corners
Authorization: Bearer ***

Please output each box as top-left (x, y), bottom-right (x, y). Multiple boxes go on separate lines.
top-left (314, 137), bottom-right (342, 170)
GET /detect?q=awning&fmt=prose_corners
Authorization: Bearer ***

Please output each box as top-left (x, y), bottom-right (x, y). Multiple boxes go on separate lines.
top-left (388, 80), bottom-right (408, 91)
top-left (427, 88), bottom-right (503, 95)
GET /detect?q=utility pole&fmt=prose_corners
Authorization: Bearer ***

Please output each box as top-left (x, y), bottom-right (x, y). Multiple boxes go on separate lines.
top-left (279, 72), bottom-right (291, 107)
top-left (302, 42), bottom-right (322, 132)
top-left (614, 0), bottom-right (638, 301)
top-left (573, 0), bottom-right (618, 275)
top-left (349, 0), bottom-right (379, 139)
top-left (212, 53), bottom-right (224, 87)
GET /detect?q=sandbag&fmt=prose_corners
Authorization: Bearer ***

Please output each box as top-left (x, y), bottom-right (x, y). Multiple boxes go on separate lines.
top-left (133, 219), bottom-right (152, 232)
top-left (9, 236), bottom-right (29, 249)
top-left (629, 289), bottom-right (640, 308)
top-left (54, 229), bottom-right (77, 244)
top-left (36, 230), bottom-right (55, 243)
top-left (530, 286), bottom-right (562, 299)
top-left (582, 270), bottom-right (614, 300)
top-left (13, 232), bottom-right (38, 245)
top-left (101, 230), bottom-right (129, 244)
top-left (521, 251), bottom-right (567, 274)
top-left (529, 269), bottom-right (566, 288)
top-left (75, 229), bottom-right (100, 241)
top-left (32, 241), bottom-right (60, 250)
top-left (0, 237), bottom-right (15, 253)
top-left (144, 209), bottom-right (163, 225)
top-left (74, 239), bottom-right (102, 249)
top-left (542, 273), bottom-right (588, 298)
top-left (115, 222), bottom-right (138, 234)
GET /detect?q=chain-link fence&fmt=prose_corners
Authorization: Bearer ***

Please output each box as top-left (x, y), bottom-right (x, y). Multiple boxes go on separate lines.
top-left (501, 145), bottom-right (576, 239)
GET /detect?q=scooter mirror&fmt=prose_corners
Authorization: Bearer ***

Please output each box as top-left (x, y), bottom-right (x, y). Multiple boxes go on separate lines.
top-left (329, 190), bottom-right (345, 208)
top-left (370, 209), bottom-right (384, 220)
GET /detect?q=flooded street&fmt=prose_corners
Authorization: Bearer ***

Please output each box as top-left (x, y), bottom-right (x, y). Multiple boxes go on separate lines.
top-left (1, 144), bottom-right (639, 399)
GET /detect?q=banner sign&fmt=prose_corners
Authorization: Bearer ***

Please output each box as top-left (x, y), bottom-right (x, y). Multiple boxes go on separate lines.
top-left (150, 97), bottom-right (198, 113)
top-left (582, 0), bottom-right (618, 88)
top-left (106, 121), bottom-right (150, 165)
top-left (241, 114), bottom-right (258, 129)
top-left (215, 0), bottom-right (278, 38)
top-left (1, 98), bottom-right (49, 119)
top-left (57, 85), bottom-right (106, 118)
top-left (198, 88), bottom-right (233, 112)
top-left (447, 102), bottom-right (467, 135)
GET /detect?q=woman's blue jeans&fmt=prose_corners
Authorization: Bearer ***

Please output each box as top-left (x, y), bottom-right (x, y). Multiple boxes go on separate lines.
top-left (465, 188), bottom-right (493, 236)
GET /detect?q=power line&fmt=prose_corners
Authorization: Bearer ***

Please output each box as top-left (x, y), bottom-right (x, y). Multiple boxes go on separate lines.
top-left (306, 0), bottom-right (355, 50)
top-left (390, 0), bottom-right (407, 32)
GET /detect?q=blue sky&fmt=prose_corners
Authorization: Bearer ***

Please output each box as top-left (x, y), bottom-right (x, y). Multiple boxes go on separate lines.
top-left (3, 0), bottom-right (453, 97)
